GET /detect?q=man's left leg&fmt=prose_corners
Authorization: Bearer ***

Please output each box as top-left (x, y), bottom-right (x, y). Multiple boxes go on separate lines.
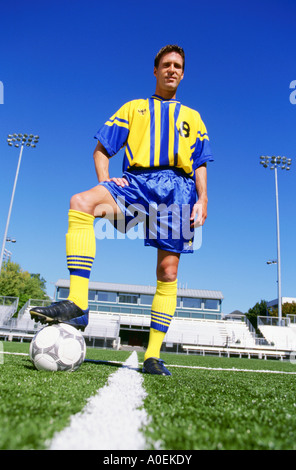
top-left (143, 249), bottom-right (180, 375)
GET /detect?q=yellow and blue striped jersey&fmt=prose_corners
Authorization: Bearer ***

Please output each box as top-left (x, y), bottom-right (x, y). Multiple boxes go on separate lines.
top-left (95, 94), bottom-right (213, 177)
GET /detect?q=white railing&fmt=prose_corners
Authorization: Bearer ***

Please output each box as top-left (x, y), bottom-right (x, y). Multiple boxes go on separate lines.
top-left (258, 316), bottom-right (290, 327)
top-left (0, 296), bottom-right (19, 324)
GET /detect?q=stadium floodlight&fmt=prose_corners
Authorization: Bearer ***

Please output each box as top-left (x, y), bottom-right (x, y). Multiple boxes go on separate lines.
top-left (260, 155), bottom-right (293, 325)
top-left (6, 238), bottom-right (16, 243)
top-left (0, 133), bottom-right (40, 273)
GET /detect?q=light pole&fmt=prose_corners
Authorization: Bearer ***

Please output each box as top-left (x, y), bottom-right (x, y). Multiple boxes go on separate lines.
top-left (260, 155), bottom-right (292, 325)
top-left (0, 133), bottom-right (39, 272)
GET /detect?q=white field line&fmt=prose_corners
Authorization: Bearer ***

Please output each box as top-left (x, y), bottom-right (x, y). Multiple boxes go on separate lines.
top-left (48, 351), bottom-right (149, 450)
top-left (0, 351), bottom-right (28, 356)
top-left (165, 364), bottom-right (296, 375)
top-left (2, 350), bottom-right (296, 375)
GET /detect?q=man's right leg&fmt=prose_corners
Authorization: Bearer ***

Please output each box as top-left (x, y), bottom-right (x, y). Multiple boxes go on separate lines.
top-left (30, 185), bottom-right (122, 330)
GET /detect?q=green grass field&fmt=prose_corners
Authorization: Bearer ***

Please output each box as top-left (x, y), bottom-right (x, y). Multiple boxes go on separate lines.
top-left (1, 340), bottom-right (296, 450)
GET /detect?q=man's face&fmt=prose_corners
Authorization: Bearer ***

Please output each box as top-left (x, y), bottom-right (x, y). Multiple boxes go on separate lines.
top-left (154, 51), bottom-right (184, 98)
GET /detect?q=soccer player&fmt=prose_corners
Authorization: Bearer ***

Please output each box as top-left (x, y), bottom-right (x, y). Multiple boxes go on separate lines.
top-left (30, 45), bottom-right (213, 375)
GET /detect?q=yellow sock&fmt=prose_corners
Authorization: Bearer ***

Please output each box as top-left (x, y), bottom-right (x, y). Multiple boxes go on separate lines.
top-left (144, 279), bottom-right (177, 361)
top-left (66, 209), bottom-right (96, 311)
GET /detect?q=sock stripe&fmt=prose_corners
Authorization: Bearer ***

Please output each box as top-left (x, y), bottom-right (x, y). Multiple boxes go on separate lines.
top-left (67, 262), bottom-right (93, 269)
top-left (68, 269), bottom-right (91, 279)
top-left (151, 310), bottom-right (173, 324)
top-left (151, 309), bottom-right (174, 319)
top-left (151, 310), bottom-right (174, 333)
top-left (67, 255), bottom-right (94, 270)
top-left (151, 320), bottom-right (171, 329)
top-left (150, 321), bottom-right (169, 333)
top-left (67, 267), bottom-right (92, 272)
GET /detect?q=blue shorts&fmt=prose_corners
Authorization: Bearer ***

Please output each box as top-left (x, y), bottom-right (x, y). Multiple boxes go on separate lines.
top-left (99, 168), bottom-right (197, 253)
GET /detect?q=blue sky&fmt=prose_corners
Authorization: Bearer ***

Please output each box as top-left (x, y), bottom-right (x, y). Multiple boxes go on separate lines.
top-left (0, 0), bottom-right (295, 314)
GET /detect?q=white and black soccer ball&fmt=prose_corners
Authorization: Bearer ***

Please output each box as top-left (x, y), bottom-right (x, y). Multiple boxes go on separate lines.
top-left (29, 323), bottom-right (86, 372)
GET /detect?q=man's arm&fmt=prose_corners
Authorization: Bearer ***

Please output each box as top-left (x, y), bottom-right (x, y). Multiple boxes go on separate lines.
top-left (190, 163), bottom-right (208, 227)
top-left (93, 141), bottom-right (128, 187)
top-left (93, 141), bottom-right (110, 182)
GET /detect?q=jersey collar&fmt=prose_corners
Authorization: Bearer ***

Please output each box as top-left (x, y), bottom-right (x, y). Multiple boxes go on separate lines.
top-left (151, 94), bottom-right (180, 103)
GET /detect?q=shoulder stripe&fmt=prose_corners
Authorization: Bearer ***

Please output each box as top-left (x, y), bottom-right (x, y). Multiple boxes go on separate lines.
top-left (106, 116), bottom-right (129, 128)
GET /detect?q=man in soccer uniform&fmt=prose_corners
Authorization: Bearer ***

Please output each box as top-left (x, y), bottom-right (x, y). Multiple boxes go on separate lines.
top-left (30, 45), bottom-right (213, 375)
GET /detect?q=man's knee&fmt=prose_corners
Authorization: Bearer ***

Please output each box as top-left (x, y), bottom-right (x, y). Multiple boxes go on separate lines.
top-left (156, 264), bottom-right (178, 283)
top-left (156, 250), bottom-right (180, 282)
top-left (70, 187), bottom-right (121, 218)
top-left (70, 193), bottom-right (92, 213)
top-left (70, 184), bottom-right (107, 213)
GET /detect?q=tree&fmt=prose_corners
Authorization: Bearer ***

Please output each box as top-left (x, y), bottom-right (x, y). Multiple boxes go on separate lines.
top-left (268, 302), bottom-right (296, 318)
top-left (0, 261), bottom-right (49, 312)
top-left (245, 300), bottom-right (268, 330)
top-left (245, 299), bottom-right (296, 331)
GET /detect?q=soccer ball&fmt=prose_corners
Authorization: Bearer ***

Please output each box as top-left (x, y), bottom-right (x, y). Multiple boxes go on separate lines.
top-left (29, 323), bottom-right (86, 372)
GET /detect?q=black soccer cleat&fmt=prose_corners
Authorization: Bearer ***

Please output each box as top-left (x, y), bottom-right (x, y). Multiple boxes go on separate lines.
top-left (30, 300), bottom-right (89, 331)
top-left (142, 357), bottom-right (172, 376)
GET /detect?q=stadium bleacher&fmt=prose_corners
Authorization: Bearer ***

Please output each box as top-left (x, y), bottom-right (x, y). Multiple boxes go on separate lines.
top-left (0, 297), bottom-right (295, 359)
top-left (0, 296), bottom-right (19, 325)
top-left (84, 312), bottom-right (121, 348)
top-left (258, 324), bottom-right (296, 350)
top-left (164, 317), bottom-right (257, 349)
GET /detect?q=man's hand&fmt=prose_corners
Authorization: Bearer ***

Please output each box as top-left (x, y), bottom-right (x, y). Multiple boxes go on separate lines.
top-left (190, 198), bottom-right (208, 228)
top-left (106, 177), bottom-right (129, 187)
top-left (192, 164), bottom-right (208, 228)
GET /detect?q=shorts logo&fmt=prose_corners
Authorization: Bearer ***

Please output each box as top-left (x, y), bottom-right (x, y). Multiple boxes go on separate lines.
top-left (183, 240), bottom-right (193, 250)
top-left (179, 121), bottom-right (190, 138)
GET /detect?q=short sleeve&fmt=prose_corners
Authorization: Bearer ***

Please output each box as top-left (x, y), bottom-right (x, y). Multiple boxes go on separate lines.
top-left (191, 119), bottom-right (214, 170)
top-left (94, 102), bottom-right (131, 156)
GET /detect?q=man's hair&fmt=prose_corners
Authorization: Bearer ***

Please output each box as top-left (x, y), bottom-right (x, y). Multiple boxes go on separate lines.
top-left (154, 45), bottom-right (185, 71)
